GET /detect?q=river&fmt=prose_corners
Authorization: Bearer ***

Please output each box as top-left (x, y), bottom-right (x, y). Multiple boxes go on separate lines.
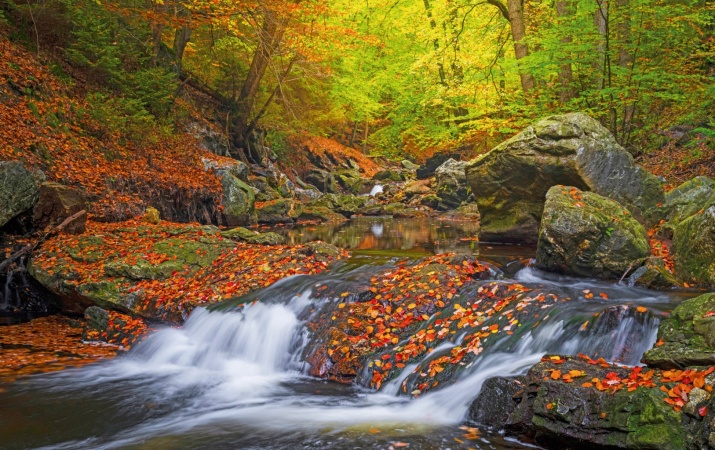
top-left (0, 217), bottom-right (690, 449)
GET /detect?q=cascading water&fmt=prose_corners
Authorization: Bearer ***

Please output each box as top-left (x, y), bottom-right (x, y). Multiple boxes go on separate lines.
top-left (0, 238), bottom-right (683, 450)
top-left (369, 184), bottom-right (383, 196)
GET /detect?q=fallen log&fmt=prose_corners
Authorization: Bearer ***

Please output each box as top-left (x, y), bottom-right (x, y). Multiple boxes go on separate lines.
top-left (0, 209), bottom-right (86, 273)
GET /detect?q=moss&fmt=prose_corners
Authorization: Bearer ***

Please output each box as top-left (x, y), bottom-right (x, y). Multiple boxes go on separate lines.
top-left (66, 236), bottom-right (106, 263)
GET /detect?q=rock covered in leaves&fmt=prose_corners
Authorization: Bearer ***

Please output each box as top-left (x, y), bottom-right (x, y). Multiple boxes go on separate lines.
top-left (536, 186), bottom-right (650, 279)
top-left (465, 113), bottom-right (664, 244)
top-left (28, 219), bottom-right (347, 322)
top-left (0, 160), bottom-right (39, 228)
top-left (83, 306), bottom-right (150, 349)
top-left (220, 227), bottom-right (285, 245)
top-left (643, 293), bottom-right (715, 369)
top-left (32, 181), bottom-right (87, 233)
top-left (304, 254), bottom-right (497, 383)
top-left (479, 355), bottom-right (715, 450)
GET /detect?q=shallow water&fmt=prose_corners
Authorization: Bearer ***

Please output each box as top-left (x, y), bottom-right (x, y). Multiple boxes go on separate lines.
top-left (0, 217), bottom-right (691, 450)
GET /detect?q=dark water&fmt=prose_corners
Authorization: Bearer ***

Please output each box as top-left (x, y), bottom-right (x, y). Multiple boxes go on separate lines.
top-left (0, 217), bottom-right (690, 450)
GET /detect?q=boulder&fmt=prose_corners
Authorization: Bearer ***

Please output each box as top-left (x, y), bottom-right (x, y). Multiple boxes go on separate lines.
top-left (142, 207), bottom-right (161, 225)
top-left (220, 227), bottom-right (286, 245)
top-left (336, 169), bottom-right (370, 194)
top-left (308, 194), bottom-right (367, 218)
top-left (201, 156), bottom-right (249, 181)
top-left (33, 182), bottom-right (87, 234)
top-left (0, 161), bottom-right (39, 228)
top-left (642, 293), bottom-right (715, 369)
top-left (298, 205), bottom-right (349, 223)
top-left (220, 172), bottom-right (256, 227)
top-left (416, 151), bottom-right (460, 180)
top-left (465, 113), bottom-right (664, 244)
top-left (300, 241), bottom-right (343, 263)
top-left (372, 169), bottom-right (406, 182)
top-left (665, 176), bottom-right (715, 226)
top-left (256, 198), bottom-right (302, 224)
top-left (434, 159), bottom-right (470, 210)
top-left (469, 376), bottom-right (525, 429)
top-left (627, 257), bottom-right (678, 290)
top-left (401, 159), bottom-right (419, 170)
top-left (671, 206), bottom-right (715, 288)
top-left (403, 179), bottom-right (432, 197)
top-left (444, 203), bottom-right (480, 222)
top-left (536, 186), bottom-right (650, 279)
top-left (305, 169), bottom-right (339, 194)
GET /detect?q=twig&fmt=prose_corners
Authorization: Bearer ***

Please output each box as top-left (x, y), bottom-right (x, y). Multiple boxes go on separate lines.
top-left (0, 209), bottom-right (86, 273)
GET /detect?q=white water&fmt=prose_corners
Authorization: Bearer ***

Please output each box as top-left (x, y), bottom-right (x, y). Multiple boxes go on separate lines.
top-left (369, 184), bottom-right (383, 196)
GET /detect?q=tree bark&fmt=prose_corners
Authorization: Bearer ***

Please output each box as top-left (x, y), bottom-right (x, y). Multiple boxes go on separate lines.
top-left (173, 26), bottom-right (192, 72)
top-left (233, 7), bottom-right (288, 150)
top-left (507, 0), bottom-right (535, 93)
top-left (556, 0), bottom-right (575, 103)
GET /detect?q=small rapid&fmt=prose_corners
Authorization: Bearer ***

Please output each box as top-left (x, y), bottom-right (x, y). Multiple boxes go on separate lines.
top-left (0, 227), bottom-right (688, 450)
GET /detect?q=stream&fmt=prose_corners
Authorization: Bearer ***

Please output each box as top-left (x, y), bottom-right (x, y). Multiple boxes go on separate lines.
top-left (0, 217), bottom-right (692, 450)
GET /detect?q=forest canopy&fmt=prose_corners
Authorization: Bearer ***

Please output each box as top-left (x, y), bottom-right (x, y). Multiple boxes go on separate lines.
top-left (4, 0), bottom-right (714, 160)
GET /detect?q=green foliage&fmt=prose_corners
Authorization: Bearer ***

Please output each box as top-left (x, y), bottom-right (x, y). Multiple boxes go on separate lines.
top-left (265, 130), bottom-right (291, 162)
top-left (122, 68), bottom-right (177, 118)
top-left (81, 92), bottom-right (156, 142)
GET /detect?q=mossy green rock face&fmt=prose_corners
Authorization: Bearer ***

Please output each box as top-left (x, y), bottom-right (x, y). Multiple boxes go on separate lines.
top-left (665, 176), bottom-right (715, 225)
top-left (0, 160), bottom-right (39, 227)
top-left (642, 293), bottom-right (715, 368)
top-left (628, 257), bottom-right (678, 290)
top-left (536, 186), bottom-right (650, 279)
top-left (465, 113), bottom-right (664, 244)
top-left (308, 194), bottom-right (367, 217)
top-left (220, 172), bottom-right (256, 227)
top-left (256, 199), bottom-right (302, 224)
top-left (220, 227), bottom-right (286, 245)
top-left (671, 206), bottom-right (715, 289)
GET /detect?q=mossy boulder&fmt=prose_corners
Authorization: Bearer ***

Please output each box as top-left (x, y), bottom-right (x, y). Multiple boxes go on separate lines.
top-left (308, 194), bottom-right (367, 217)
top-left (671, 206), bottom-right (715, 289)
top-left (536, 186), bottom-right (650, 279)
top-left (33, 182), bottom-right (87, 233)
top-left (297, 205), bottom-right (349, 223)
top-left (0, 160), bottom-right (39, 228)
top-left (628, 257), bottom-right (679, 290)
top-left (256, 198), bottom-right (302, 224)
top-left (466, 113), bottom-right (664, 244)
top-left (643, 293), bottom-right (715, 369)
top-left (373, 169), bottom-right (406, 182)
top-left (434, 159), bottom-right (470, 210)
top-left (221, 227), bottom-right (285, 245)
top-left (142, 207), bottom-right (161, 225)
top-left (220, 172), bottom-right (256, 226)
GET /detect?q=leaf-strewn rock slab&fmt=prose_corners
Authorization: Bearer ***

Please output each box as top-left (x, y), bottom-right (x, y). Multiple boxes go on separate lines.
top-left (28, 219), bottom-right (347, 322)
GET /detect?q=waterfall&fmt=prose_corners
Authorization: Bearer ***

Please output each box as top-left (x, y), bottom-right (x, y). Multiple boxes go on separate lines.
top-left (369, 184), bottom-right (383, 196)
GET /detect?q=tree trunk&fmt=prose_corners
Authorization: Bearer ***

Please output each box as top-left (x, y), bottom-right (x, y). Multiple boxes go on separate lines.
top-left (507, 0), bottom-right (535, 93)
top-left (616, 0), bottom-right (635, 143)
top-left (594, 0), bottom-right (609, 90)
top-left (423, 0), bottom-right (447, 86)
top-left (556, 0), bottom-right (575, 103)
top-left (232, 7), bottom-right (288, 152)
top-left (173, 26), bottom-right (192, 72)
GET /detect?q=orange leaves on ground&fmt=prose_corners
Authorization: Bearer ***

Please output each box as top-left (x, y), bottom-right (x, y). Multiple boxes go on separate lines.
top-left (0, 316), bottom-right (118, 382)
top-left (554, 354), bottom-right (715, 413)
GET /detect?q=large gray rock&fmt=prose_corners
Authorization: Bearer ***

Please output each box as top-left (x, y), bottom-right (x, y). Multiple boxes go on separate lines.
top-left (665, 176), bottom-right (715, 225)
top-left (220, 172), bottom-right (256, 227)
top-left (536, 186), bottom-right (650, 279)
top-left (256, 198), bottom-right (302, 224)
top-left (33, 182), bottom-right (87, 234)
top-left (466, 113), bottom-right (664, 244)
top-left (0, 161), bottom-right (39, 227)
top-left (434, 159), bottom-right (470, 210)
top-left (305, 169), bottom-right (339, 194)
top-left (671, 205), bottom-right (715, 289)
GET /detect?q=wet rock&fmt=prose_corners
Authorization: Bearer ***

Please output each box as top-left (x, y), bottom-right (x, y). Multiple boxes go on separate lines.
top-left (671, 206), bottom-right (715, 289)
top-left (142, 207), bottom-right (161, 225)
top-left (308, 194), bottom-right (367, 218)
top-left (434, 159), bottom-right (470, 210)
top-left (0, 160), bottom-right (39, 228)
top-left (643, 293), bottom-right (715, 369)
top-left (220, 227), bottom-right (286, 245)
top-left (628, 257), bottom-right (678, 290)
top-left (300, 241), bottom-right (343, 262)
top-left (417, 151), bottom-right (460, 180)
top-left (466, 113), bottom-right (664, 244)
top-left (83, 306), bottom-right (149, 348)
top-left (306, 169), bottom-right (339, 194)
top-left (470, 376), bottom-right (525, 428)
top-left (536, 186), bottom-right (650, 279)
top-left (444, 203), bottom-right (481, 222)
top-left (256, 198), bottom-right (302, 224)
top-left (403, 179), bottom-right (432, 197)
top-left (220, 172), bottom-right (256, 226)
top-left (33, 182), bottom-right (87, 233)
top-left (336, 169), bottom-right (370, 195)
top-left (298, 205), bottom-right (349, 223)
top-left (506, 358), bottom-right (685, 450)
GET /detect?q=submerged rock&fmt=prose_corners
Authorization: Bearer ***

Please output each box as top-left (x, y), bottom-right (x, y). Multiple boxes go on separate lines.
top-left (465, 113), bottom-right (664, 244)
top-left (536, 186), bottom-right (649, 279)
top-left (0, 160), bottom-right (40, 228)
top-left (643, 293), bottom-right (715, 369)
